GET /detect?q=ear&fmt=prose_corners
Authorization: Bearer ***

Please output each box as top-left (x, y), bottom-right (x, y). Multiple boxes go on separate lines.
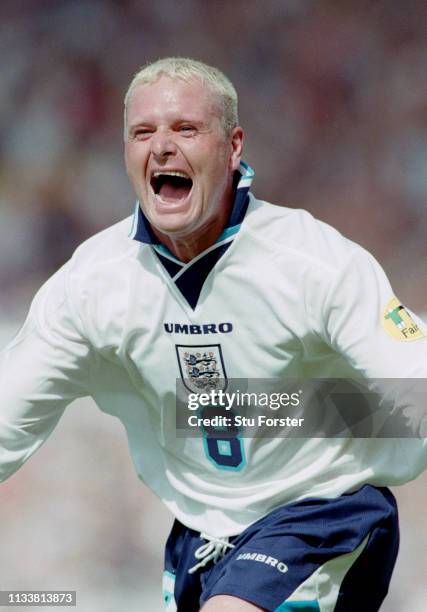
top-left (229, 126), bottom-right (244, 171)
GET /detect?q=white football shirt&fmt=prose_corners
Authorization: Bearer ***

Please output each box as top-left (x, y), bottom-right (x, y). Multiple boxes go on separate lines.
top-left (1, 163), bottom-right (426, 536)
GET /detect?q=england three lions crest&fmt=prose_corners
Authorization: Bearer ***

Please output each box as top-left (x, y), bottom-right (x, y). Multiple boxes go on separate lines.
top-left (176, 344), bottom-right (228, 393)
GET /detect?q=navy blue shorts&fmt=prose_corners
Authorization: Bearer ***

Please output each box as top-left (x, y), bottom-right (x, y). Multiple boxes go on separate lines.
top-left (162, 485), bottom-right (399, 611)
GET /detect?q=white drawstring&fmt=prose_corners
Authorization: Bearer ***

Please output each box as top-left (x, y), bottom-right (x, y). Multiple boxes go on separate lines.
top-left (188, 533), bottom-right (235, 574)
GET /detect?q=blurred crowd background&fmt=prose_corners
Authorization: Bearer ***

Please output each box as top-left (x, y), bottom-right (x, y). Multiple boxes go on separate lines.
top-left (0, 0), bottom-right (426, 610)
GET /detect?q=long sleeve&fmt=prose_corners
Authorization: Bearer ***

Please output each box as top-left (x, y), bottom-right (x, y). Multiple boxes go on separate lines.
top-left (312, 241), bottom-right (427, 477)
top-left (0, 264), bottom-right (95, 481)
top-left (320, 244), bottom-right (427, 379)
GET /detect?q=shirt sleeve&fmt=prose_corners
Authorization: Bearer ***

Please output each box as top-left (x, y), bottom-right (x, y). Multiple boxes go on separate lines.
top-left (0, 263), bottom-right (96, 481)
top-left (320, 243), bottom-right (427, 378)
top-left (317, 242), bottom-right (427, 476)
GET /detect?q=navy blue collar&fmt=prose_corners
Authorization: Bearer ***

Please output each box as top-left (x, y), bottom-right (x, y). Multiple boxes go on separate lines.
top-left (129, 161), bottom-right (254, 249)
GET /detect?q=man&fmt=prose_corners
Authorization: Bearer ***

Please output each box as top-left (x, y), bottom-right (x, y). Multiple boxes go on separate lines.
top-left (1, 57), bottom-right (426, 611)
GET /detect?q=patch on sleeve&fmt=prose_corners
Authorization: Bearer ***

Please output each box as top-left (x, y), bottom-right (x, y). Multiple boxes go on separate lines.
top-left (381, 297), bottom-right (426, 342)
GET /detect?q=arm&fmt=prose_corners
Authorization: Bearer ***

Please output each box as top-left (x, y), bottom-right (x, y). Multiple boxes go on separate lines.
top-left (320, 244), bottom-right (427, 380)
top-left (312, 241), bottom-right (427, 476)
top-left (0, 264), bottom-right (95, 481)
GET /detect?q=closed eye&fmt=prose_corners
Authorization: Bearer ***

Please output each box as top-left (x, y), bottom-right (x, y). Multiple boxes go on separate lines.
top-left (132, 128), bottom-right (154, 140)
top-left (178, 125), bottom-right (197, 136)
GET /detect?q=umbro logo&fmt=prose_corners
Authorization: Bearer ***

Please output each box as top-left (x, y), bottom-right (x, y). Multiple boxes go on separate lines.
top-left (236, 552), bottom-right (288, 573)
top-left (164, 322), bottom-right (233, 334)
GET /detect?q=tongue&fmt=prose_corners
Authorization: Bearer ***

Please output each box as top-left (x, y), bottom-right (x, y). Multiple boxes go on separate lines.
top-left (159, 181), bottom-right (191, 201)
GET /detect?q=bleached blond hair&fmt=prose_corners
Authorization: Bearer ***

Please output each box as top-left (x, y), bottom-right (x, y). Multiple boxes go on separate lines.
top-left (124, 57), bottom-right (238, 139)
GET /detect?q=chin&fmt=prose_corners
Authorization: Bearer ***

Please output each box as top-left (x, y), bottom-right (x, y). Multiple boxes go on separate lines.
top-left (151, 216), bottom-right (194, 237)
top-left (150, 203), bottom-right (194, 225)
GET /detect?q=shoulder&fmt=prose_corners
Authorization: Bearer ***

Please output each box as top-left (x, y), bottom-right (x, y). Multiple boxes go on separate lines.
top-left (69, 216), bottom-right (139, 271)
top-left (244, 194), bottom-right (364, 273)
top-left (16, 217), bottom-right (138, 344)
top-left (59, 216), bottom-right (146, 340)
top-left (35, 213), bottom-right (158, 352)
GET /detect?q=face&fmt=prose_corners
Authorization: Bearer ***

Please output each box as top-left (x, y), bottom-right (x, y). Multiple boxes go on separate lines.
top-left (124, 76), bottom-right (243, 254)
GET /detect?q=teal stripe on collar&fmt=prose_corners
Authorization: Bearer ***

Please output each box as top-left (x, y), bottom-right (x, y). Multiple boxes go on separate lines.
top-left (153, 243), bottom-right (184, 265)
top-left (216, 224), bottom-right (241, 243)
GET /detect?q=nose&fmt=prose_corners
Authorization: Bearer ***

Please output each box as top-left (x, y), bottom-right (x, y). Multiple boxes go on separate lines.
top-left (150, 128), bottom-right (177, 159)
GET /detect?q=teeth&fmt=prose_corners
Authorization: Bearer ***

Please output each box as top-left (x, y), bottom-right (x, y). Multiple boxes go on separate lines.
top-left (152, 171), bottom-right (190, 179)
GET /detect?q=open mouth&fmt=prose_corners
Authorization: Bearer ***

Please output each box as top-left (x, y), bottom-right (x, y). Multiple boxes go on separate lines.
top-left (150, 171), bottom-right (193, 203)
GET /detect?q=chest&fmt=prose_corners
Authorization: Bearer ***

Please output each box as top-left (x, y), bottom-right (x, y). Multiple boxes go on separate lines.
top-left (116, 263), bottom-right (310, 399)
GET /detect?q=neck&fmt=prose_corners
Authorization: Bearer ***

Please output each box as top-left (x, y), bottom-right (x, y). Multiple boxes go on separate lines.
top-left (153, 179), bottom-right (236, 262)
top-left (153, 204), bottom-right (231, 262)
